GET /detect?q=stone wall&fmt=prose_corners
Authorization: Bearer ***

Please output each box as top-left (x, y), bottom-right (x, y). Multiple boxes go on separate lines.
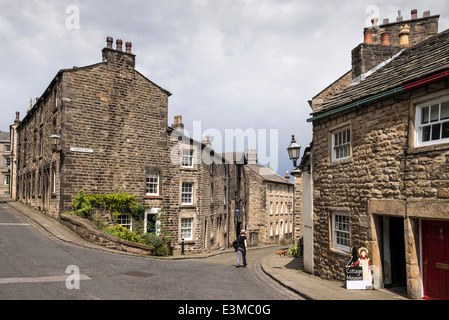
top-left (60, 214), bottom-right (156, 256)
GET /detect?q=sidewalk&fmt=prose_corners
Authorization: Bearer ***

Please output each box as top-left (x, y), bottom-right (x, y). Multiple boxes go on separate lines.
top-left (1, 198), bottom-right (410, 300)
top-left (259, 251), bottom-right (409, 300)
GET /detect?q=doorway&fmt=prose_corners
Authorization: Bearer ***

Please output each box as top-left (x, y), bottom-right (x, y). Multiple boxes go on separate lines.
top-left (422, 220), bottom-right (449, 300)
top-left (379, 216), bottom-right (407, 289)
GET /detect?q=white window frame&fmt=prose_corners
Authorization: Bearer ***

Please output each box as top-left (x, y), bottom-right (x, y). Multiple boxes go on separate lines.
top-left (145, 173), bottom-right (160, 196)
top-left (181, 217), bottom-right (193, 241)
top-left (117, 213), bottom-right (133, 231)
top-left (182, 148), bottom-right (194, 168)
top-left (415, 97), bottom-right (449, 147)
top-left (181, 182), bottom-right (194, 205)
top-left (332, 212), bottom-right (350, 252)
top-left (332, 126), bottom-right (351, 162)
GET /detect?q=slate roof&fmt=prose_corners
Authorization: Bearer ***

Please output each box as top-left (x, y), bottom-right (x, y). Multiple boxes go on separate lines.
top-left (246, 164), bottom-right (292, 185)
top-left (0, 132), bottom-right (10, 141)
top-left (311, 27), bottom-right (449, 117)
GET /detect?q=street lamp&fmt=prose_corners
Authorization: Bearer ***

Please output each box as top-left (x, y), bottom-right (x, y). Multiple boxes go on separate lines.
top-left (287, 135), bottom-right (301, 167)
top-left (50, 134), bottom-right (61, 151)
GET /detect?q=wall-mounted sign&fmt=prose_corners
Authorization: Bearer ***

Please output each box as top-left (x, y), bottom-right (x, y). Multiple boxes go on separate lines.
top-left (234, 209), bottom-right (240, 217)
top-left (70, 147), bottom-right (94, 153)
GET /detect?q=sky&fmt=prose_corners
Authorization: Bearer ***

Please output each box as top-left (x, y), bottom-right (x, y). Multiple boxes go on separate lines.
top-left (1, 0), bottom-right (448, 177)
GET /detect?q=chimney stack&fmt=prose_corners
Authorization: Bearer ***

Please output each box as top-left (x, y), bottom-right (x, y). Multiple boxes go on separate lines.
top-left (247, 149), bottom-right (258, 165)
top-left (411, 9), bottom-right (418, 19)
top-left (396, 10), bottom-right (403, 22)
top-left (285, 171), bottom-right (291, 182)
top-left (371, 17), bottom-right (379, 28)
top-left (172, 115), bottom-right (184, 135)
top-left (116, 39), bottom-right (123, 51)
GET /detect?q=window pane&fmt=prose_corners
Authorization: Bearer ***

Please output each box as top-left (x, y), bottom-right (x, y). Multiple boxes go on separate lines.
top-left (422, 125), bottom-right (431, 142)
top-left (441, 101), bottom-right (449, 120)
top-left (442, 121), bottom-right (449, 139)
top-left (421, 106), bottom-right (429, 124)
top-left (431, 123), bottom-right (441, 141)
top-left (430, 104), bottom-right (439, 122)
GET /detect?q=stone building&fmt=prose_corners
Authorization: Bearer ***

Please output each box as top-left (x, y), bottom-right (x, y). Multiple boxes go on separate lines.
top-left (306, 9), bottom-right (449, 299)
top-left (245, 149), bottom-right (294, 245)
top-left (11, 37), bottom-right (243, 253)
top-left (0, 131), bottom-right (11, 195)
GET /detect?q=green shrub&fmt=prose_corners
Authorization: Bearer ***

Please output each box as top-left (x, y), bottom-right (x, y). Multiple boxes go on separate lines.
top-left (141, 232), bottom-right (163, 247)
top-left (156, 245), bottom-right (170, 257)
top-left (104, 224), bottom-right (142, 243)
top-left (288, 245), bottom-right (299, 258)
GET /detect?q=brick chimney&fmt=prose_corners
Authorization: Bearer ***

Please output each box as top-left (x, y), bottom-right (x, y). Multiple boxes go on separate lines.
top-left (172, 115), bottom-right (184, 134)
top-left (247, 149), bottom-right (257, 165)
top-left (102, 36), bottom-right (136, 69)
top-left (285, 171), bottom-right (291, 182)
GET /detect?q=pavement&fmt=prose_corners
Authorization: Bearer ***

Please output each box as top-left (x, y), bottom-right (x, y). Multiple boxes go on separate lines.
top-left (1, 197), bottom-right (410, 300)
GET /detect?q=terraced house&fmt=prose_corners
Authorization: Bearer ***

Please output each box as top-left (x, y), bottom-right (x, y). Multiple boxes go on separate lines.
top-left (11, 37), bottom-right (247, 253)
top-left (306, 10), bottom-right (449, 299)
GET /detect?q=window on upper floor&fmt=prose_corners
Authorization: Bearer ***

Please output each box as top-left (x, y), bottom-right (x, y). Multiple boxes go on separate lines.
top-left (181, 182), bottom-right (194, 205)
top-left (182, 148), bottom-right (194, 168)
top-left (415, 98), bottom-right (449, 147)
top-left (145, 173), bottom-right (160, 196)
top-left (332, 126), bottom-right (351, 162)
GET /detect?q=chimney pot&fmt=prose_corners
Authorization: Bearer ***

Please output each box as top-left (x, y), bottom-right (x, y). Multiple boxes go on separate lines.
top-left (116, 39), bottom-right (123, 51)
top-left (381, 32), bottom-right (390, 46)
top-left (125, 41), bottom-right (132, 54)
top-left (397, 10), bottom-right (403, 22)
top-left (423, 11), bottom-right (430, 18)
top-left (371, 17), bottom-right (379, 27)
top-left (411, 9), bottom-right (418, 19)
top-left (399, 24), bottom-right (410, 47)
top-left (106, 36), bottom-right (113, 49)
top-left (383, 18), bottom-right (389, 25)
top-left (363, 28), bottom-right (373, 44)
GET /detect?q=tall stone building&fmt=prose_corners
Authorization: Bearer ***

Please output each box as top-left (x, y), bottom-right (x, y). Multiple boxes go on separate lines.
top-left (12, 37), bottom-right (244, 253)
top-left (245, 149), bottom-right (294, 245)
top-left (0, 131), bottom-right (11, 195)
top-left (306, 9), bottom-right (449, 299)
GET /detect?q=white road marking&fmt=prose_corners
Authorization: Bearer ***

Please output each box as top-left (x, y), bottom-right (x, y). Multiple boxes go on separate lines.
top-left (0, 275), bottom-right (91, 284)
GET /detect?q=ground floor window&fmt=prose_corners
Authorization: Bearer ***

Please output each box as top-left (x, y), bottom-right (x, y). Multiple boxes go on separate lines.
top-left (332, 211), bottom-right (350, 252)
top-left (181, 217), bottom-right (193, 241)
top-left (117, 213), bottom-right (132, 231)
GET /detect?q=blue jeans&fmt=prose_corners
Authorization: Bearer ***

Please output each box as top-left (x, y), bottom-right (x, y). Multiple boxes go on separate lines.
top-left (236, 247), bottom-right (247, 266)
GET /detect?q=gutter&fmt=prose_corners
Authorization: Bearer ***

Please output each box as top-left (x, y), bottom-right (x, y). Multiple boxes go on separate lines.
top-left (307, 69), bottom-right (449, 123)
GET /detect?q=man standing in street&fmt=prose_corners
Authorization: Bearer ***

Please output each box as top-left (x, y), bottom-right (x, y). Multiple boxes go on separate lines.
top-left (236, 229), bottom-right (248, 268)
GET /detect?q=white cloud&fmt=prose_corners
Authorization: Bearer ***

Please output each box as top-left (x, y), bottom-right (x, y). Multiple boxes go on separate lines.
top-left (0, 0), bottom-right (448, 175)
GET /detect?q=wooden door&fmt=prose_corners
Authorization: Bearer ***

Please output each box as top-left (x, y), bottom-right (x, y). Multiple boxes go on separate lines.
top-left (422, 220), bottom-right (449, 300)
